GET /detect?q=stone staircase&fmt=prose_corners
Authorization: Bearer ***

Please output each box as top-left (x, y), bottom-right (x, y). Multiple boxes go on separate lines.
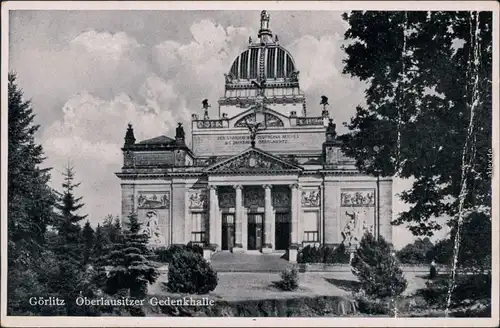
top-left (210, 251), bottom-right (293, 272)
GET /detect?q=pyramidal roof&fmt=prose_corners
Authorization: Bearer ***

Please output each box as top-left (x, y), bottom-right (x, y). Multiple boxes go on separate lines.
top-left (137, 135), bottom-right (175, 145)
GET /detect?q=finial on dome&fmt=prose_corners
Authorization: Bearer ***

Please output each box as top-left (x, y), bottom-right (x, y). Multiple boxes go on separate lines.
top-left (258, 10), bottom-right (273, 44)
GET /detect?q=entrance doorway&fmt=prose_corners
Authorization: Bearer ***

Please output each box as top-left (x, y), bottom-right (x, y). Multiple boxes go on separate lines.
top-left (275, 212), bottom-right (291, 250)
top-left (247, 213), bottom-right (263, 250)
top-left (221, 214), bottom-right (235, 250)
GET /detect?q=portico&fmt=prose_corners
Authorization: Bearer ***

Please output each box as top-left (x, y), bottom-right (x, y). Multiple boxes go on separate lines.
top-left (205, 181), bottom-right (301, 253)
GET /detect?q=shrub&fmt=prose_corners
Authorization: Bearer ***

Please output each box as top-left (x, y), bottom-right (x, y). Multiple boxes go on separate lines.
top-left (275, 266), bottom-right (299, 291)
top-left (155, 244), bottom-right (203, 263)
top-left (298, 244), bottom-right (350, 264)
top-left (351, 232), bottom-right (407, 298)
top-left (166, 249), bottom-right (218, 294)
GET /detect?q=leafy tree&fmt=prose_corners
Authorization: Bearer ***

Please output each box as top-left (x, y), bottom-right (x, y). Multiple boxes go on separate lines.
top-left (101, 213), bottom-right (159, 315)
top-left (49, 164), bottom-right (88, 315)
top-left (340, 11), bottom-right (492, 236)
top-left (428, 213), bottom-right (491, 270)
top-left (82, 220), bottom-right (95, 265)
top-left (7, 73), bottom-right (57, 314)
top-left (351, 232), bottom-right (407, 298)
top-left (397, 237), bottom-right (434, 264)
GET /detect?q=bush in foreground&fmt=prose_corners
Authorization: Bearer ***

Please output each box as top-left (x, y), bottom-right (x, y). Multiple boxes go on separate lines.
top-left (275, 266), bottom-right (299, 291)
top-left (298, 244), bottom-right (350, 264)
top-left (166, 249), bottom-right (217, 294)
top-left (351, 232), bottom-right (407, 298)
top-left (154, 244), bottom-right (203, 263)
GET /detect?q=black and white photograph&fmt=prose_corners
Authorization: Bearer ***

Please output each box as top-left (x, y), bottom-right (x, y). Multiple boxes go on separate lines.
top-left (1, 1), bottom-right (498, 326)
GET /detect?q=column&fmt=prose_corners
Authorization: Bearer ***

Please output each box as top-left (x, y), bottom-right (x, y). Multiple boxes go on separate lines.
top-left (208, 185), bottom-right (218, 250)
top-left (289, 184), bottom-right (299, 263)
top-left (233, 185), bottom-right (244, 252)
top-left (290, 184), bottom-right (299, 245)
top-left (262, 185), bottom-right (273, 253)
top-left (319, 184), bottom-right (324, 245)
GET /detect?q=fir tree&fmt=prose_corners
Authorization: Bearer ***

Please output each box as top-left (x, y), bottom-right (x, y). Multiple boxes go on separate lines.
top-left (351, 232), bottom-right (407, 298)
top-left (7, 73), bottom-right (57, 314)
top-left (82, 220), bottom-right (95, 265)
top-left (102, 213), bottom-right (159, 315)
top-left (50, 164), bottom-right (88, 315)
top-left (92, 223), bottom-right (106, 261)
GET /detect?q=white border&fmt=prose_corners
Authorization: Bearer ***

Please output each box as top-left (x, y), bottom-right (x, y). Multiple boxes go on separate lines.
top-left (1, 1), bottom-right (499, 327)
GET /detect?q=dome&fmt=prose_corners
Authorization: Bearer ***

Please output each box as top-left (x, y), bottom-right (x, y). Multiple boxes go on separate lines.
top-left (228, 45), bottom-right (296, 82)
top-left (225, 10), bottom-right (298, 84)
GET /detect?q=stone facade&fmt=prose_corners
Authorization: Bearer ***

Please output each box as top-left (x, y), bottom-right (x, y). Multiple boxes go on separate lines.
top-left (115, 11), bottom-right (393, 262)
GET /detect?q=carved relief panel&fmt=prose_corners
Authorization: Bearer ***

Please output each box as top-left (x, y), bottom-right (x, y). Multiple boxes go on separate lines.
top-left (244, 187), bottom-right (265, 208)
top-left (340, 189), bottom-right (376, 247)
top-left (301, 189), bottom-right (320, 207)
top-left (189, 190), bottom-right (208, 209)
top-left (272, 188), bottom-right (290, 208)
top-left (341, 190), bottom-right (375, 207)
top-left (325, 146), bottom-right (339, 165)
top-left (137, 192), bottom-right (170, 209)
top-left (218, 189), bottom-right (236, 208)
top-left (140, 210), bottom-right (166, 245)
top-left (124, 150), bottom-right (135, 167)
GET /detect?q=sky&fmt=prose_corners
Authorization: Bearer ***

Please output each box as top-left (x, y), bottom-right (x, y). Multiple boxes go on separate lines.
top-left (8, 9), bottom-right (450, 249)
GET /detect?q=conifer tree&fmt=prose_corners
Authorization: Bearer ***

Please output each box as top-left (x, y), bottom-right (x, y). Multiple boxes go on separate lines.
top-left (50, 164), bottom-right (88, 315)
top-left (101, 213), bottom-right (159, 315)
top-left (7, 73), bottom-right (57, 314)
top-left (92, 223), bottom-right (106, 262)
top-left (82, 220), bottom-right (95, 265)
top-left (351, 232), bottom-right (407, 298)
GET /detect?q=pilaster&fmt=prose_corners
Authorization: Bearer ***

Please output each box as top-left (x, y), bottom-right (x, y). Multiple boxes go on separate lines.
top-left (208, 185), bottom-right (218, 250)
top-left (184, 188), bottom-right (191, 244)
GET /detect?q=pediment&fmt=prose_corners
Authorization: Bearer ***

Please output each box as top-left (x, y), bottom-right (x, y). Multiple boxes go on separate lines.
top-left (206, 148), bottom-right (303, 174)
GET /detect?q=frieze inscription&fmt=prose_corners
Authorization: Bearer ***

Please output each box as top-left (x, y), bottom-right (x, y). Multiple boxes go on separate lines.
top-left (341, 190), bottom-right (375, 207)
top-left (137, 192), bottom-right (170, 209)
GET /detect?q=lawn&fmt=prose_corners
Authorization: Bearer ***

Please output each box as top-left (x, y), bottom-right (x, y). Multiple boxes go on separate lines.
top-left (149, 271), bottom-right (430, 302)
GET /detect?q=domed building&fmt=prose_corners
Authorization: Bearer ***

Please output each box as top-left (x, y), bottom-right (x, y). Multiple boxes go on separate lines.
top-left (116, 11), bottom-right (393, 262)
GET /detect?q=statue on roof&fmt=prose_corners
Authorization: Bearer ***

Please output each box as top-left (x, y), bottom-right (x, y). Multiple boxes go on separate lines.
top-left (176, 122), bottom-right (185, 140)
top-left (202, 99), bottom-right (211, 119)
top-left (320, 95), bottom-right (329, 108)
top-left (289, 70), bottom-right (300, 82)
